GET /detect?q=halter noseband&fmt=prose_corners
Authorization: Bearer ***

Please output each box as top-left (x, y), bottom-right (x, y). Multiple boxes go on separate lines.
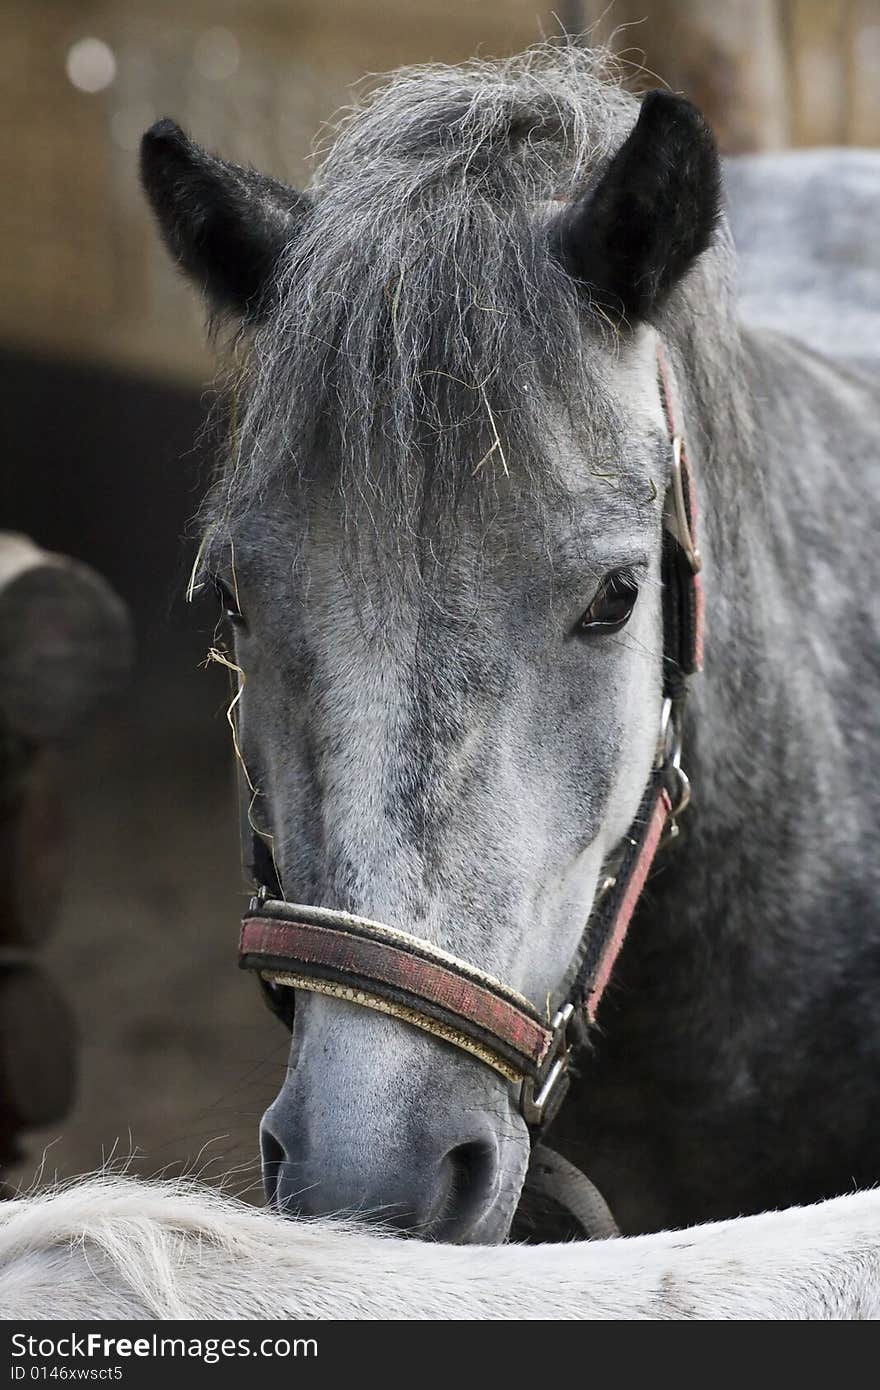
top-left (238, 343), bottom-right (703, 1131)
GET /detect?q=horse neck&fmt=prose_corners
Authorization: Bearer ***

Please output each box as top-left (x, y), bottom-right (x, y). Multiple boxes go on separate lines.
top-left (665, 294), bottom-right (874, 898)
top-left (663, 306), bottom-right (816, 871)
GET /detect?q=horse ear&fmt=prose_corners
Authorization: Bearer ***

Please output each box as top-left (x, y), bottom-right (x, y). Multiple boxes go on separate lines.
top-left (551, 91), bottom-right (721, 324)
top-left (140, 119), bottom-right (310, 321)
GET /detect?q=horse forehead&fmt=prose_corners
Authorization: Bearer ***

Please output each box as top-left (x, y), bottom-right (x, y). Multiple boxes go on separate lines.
top-left (228, 335), bottom-right (667, 624)
top-left (297, 562), bottom-right (510, 704)
top-left (227, 325), bottom-right (665, 581)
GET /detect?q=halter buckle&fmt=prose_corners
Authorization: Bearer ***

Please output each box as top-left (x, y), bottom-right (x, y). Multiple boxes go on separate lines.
top-left (519, 1002), bottom-right (574, 1128)
top-left (656, 697), bottom-right (692, 836)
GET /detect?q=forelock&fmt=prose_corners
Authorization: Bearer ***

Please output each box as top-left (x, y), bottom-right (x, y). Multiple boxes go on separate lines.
top-left (203, 44), bottom-right (640, 553)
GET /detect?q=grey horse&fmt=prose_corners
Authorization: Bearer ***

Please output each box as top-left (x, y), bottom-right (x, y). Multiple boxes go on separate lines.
top-left (141, 46), bottom-right (880, 1242)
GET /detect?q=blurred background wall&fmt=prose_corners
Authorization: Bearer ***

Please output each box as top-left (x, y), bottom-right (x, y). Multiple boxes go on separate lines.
top-left (1, 0), bottom-right (878, 386)
top-left (1, 0), bottom-right (877, 1195)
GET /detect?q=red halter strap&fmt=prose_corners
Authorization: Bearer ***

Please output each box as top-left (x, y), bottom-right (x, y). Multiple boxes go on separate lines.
top-left (239, 906), bottom-right (556, 1085)
top-left (238, 343), bottom-right (703, 1129)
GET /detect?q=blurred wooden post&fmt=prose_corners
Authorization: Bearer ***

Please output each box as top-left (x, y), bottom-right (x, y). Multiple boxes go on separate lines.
top-left (0, 747), bottom-right (67, 951)
top-left (847, 0), bottom-right (880, 145)
top-left (584, 0), bottom-right (792, 150)
top-left (584, 0), bottom-right (880, 152)
top-left (0, 534), bottom-right (132, 1178)
top-left (786, 0), bottom-right (849, 144)
top-left (0, 966), bottom-right (77, 1142)
top-left (0, 534), bottom-right (133, 746)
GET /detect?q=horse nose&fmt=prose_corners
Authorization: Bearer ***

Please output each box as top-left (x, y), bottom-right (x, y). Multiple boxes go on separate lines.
top-left (259, 1104), bottom-right (502, 1241)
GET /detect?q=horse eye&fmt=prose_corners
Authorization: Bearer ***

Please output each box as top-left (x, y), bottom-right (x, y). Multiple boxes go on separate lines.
top-left (212, 575), bottom-right (245, 627)
top-left (576, 569), bottom-right (639, 636)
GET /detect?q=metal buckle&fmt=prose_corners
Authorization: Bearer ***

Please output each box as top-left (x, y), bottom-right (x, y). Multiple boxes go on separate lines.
top-left (664, 437), bottom-right (702, 574)
top-left (655, 697), bottom-right (691, 839)
top-left (655, 695), bottom-right (675, 770)
top-left (248, 884), bottom-right (271, 913)
top-left (520, 1002), bottom-right (574, 1128)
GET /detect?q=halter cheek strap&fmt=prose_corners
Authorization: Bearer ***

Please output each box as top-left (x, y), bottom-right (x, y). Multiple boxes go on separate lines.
top-left (238, 343), bottom-right (703, 1131)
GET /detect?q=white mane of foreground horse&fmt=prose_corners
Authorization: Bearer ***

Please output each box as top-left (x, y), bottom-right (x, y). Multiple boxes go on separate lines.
top-left (1, 1178), bottom-right (879, 1319)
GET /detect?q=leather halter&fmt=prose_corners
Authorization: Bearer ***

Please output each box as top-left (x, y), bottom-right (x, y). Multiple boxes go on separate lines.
top-left (238, 343), bottom-right (703, 1130)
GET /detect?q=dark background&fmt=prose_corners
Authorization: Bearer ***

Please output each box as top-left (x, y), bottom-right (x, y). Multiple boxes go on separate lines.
top-left (2, 347), bottom-right (281, 1193)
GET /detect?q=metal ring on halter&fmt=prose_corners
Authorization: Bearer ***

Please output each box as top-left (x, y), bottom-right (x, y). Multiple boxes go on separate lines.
top-left (656, 695), bottom-right (685, 770)
top-left (655, 696), bottom-right (674, 769)
top-left (669, 437), bottom-right (702, 574)
top-left (666, 709), bottom-right (691, 819)
top-left (519, 1002), bottom-right (574, 1128)
top-left (656, 695), bottom-right (691, 825)
top-left (668, 761), bottom-right (692, 820)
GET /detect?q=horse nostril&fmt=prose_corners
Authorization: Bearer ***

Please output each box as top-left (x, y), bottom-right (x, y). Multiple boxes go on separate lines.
top-left (440, 1138), bottom-right (499, 1239)
top-left (260, 1124), bottom-right (286, 1208)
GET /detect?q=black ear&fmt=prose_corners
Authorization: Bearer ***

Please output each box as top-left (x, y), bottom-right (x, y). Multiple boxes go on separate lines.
top-left (140, 119), bottom-right (310, 321)
top-left (551, 91), bottom-right (721, 324)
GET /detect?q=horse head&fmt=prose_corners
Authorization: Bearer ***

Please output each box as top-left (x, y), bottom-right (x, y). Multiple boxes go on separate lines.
top-left (141, 50), bottom-right (721, 1243)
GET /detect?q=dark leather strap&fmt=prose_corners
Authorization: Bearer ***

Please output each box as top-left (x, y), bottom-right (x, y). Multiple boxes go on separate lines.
top-left (575, 773), bottom-right (673, 1024)
top-left (239, 906), bottom-right (553, 1083)
top-left (565, 346), bottom-right (700, 1025)
top-left (657, 345), bottom-right (704, 676)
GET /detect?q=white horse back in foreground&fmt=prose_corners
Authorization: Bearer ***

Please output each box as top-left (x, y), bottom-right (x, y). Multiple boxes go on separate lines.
top-left (1, 1179), bottom-right (879, 1319)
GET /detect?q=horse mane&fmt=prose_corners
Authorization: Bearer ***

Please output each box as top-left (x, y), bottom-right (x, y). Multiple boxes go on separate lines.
top-left (202, 44), bottom-right (640, 554)
top-left (2, 1173), bottom-right (877, 1318)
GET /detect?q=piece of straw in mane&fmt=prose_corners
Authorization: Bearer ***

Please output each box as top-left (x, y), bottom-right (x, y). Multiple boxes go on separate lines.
top-left (201, 45), bottom-right (639, 565)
